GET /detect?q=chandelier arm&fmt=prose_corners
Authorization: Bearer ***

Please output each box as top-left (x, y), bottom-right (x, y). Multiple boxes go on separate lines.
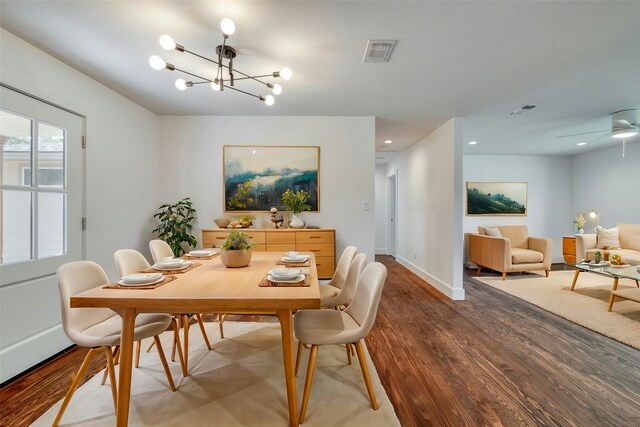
top-left (173, 68), bottom-right (262, 99)
top-left (182, 48), bottom-right (272, 86)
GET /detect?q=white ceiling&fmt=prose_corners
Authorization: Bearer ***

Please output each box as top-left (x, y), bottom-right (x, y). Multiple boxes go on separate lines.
top-left (1, 1), bottom-right (639, 159)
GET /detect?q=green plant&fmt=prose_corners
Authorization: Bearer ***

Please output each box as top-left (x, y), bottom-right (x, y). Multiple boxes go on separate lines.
top-left (152, 198), bottom-right (197, 256)
top-left (239, 215), bottom-right (254, 223)
top-left (280, 189), bottom-right (311, 214)
top-left (221, 230), bottom-right (255, 251)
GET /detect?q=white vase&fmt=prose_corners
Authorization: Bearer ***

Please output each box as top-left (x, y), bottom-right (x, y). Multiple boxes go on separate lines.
top-left (578, 229), bottom-right (584, 234)
top-left (290, 214), bottom-right (304, 229)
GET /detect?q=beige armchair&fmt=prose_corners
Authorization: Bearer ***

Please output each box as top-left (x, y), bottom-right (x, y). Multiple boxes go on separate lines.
top-left (469, 225), bottom-right (553, 280)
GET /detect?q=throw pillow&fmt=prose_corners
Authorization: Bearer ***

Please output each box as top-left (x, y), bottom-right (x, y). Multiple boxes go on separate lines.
top-left (596, 226), bottom-right (620, 249)
top-left (484, 227), bottom-right (502, 237)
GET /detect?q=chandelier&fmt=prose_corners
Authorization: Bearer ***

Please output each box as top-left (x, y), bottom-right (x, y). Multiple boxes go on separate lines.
top-left (148, 18), bottom-right (292, 106)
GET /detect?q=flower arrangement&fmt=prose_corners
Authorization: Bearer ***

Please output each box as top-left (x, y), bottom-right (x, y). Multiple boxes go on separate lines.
top-left (574, 214), bottom-right (586, 231)
top-left (280, 189), bottom-right (311, 214)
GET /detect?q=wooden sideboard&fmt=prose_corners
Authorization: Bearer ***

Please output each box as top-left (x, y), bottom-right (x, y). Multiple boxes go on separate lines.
top-left (562, 236), bottom-right (577, 263)
top-left (202, 228), bottom-right (336, 279)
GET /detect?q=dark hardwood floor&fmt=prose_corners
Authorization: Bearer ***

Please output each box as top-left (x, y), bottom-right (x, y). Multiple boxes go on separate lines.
top-left (2, 256), bottom-right (639, 426)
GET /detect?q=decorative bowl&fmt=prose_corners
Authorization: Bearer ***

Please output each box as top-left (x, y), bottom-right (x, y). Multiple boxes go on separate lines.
top-left (214, 218), bottom-right (231, 228)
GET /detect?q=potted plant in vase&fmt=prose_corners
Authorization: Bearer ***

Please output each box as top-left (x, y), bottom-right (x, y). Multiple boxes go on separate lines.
top-left (152, 197), bottom-right (197, 256)
top-left (574, 214), bottom-right (585, 234)
top-left (220, 230), bottom-right (255, 267)
top-left (281, 189), bottom-right (311, 229)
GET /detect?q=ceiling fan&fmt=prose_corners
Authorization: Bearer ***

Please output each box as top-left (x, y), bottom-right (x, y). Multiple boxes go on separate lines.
top-left (557, 109), bottom-right (638, 156)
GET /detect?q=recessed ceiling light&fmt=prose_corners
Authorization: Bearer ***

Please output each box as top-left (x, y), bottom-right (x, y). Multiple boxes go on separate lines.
top-left (384, 140), bottom-right (392, 144)
top-left (468, 141), bottom-right (478, 145)
top-left (576, 142), bottom-right (587, 146)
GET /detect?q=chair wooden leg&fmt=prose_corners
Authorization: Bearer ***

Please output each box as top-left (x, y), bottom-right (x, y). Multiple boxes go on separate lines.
top-left (182, 315), bottom-right (190, 373)
top-left (101, 346), bottom-right (119, 385)
top-left (345, 344), bottom-right (352, 365)
top-left (219, 314), bottom-right (226, 339)
top-left (354, 341), bottom-right (379, 410)
top-left (351, 343), bottom-right (356, 356)
top-left (172, 317), bottom-right (187, 377)
top-left (545, 270), bottom-right (550, 278)
top-left (135, 340), bottom-right (142, 368)
top-left (146, 339), bottom-right (156, 353)
top-left (102, 346), bottom-right (118, 413)
top-left (636, 280), bottom-right (639, 288)
top-left (502, 272), bottom-right (507, 281)
top-left (196, 313), bottom-right (212, 350)
top-left (52, 347), bottom-right (100, 426)
top-left (295, 341), bottom-right (303, 376)
top-left (153, 335), bottom-right (176, 392)
top-left (299, 345), bottom-right (319, 424)
top-left (477, 266), bottom-right (482, 276)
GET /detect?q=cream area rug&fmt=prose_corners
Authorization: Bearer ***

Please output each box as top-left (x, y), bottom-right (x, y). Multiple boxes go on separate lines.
top-left (34, 322), bottom-right (400, 426)
top-left (476, 270), bottom-right (640, 349)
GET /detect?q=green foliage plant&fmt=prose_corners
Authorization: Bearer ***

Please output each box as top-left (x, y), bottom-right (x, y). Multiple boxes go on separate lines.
top-left (152, 197), bottom-right (197, 256)
top-left (221, 230), bottom-right (255, 251)
top-left (280, 189), bottom-right (312, 214)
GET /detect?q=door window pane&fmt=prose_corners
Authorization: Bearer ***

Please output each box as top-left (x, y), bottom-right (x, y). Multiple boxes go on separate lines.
top-left (38, 192), bottom-right (65, 258)
top-left (1, 190), bottom-right (32, 263)
top-left (38, 123), bottom-right (65, 188)
top-left (1, 110), bottom-right (32, 187)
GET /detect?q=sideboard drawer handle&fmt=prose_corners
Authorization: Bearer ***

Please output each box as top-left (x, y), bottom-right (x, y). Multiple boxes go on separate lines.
top-left (310, 236), bottom-right (321, 239)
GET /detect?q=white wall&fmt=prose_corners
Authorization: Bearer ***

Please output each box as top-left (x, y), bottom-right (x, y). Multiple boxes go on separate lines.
top-left (158, 116), bottom-right (376, 262)
top-left (571, 143), bottom-right (640, 228)
top-left (385, 118), bottom-right (464, 300)
top-left (463, 155), bottom-right (573, 262)
top-left (0, 29), bottom-right (161, 382)
top-left (374, 164), bottom-right (388, 254)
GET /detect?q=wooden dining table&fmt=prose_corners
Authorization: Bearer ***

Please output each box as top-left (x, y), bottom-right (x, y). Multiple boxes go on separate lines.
top-left (70, 251), bottom-right (321, 427)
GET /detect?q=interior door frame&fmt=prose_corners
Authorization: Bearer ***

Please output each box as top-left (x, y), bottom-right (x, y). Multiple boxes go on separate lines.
top-left (387, 171), bottom-right (397, 257)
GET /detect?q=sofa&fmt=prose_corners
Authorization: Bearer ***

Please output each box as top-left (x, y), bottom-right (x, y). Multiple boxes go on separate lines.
top-left (576, 223), bottom-right (640, 265)
top-left (469, 225), bottom-right (553, 280)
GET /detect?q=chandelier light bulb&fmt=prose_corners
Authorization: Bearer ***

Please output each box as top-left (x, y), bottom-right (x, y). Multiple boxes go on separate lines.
top-left (264, 95), bottom-right (275, 106)
top-left (149, 55), bottom-right (166, 70)
top-left (220, 18), bottom-right (236, 36)
top-left (272, 84), bottom-right (282, 95)
top-left (211, 80), bottom-right (220, 91)
top-left (159, 34), bottom-right (176, 50)
top-left (175, 79), bottom-right (187, 91)
top-left (280, 67), bottom-right (293, 80)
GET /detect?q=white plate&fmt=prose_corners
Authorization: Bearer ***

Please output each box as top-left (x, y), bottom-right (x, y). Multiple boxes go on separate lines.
top-left (153, 261), bottom-right (191, 271)
top-left (119, 275), bottom-right (164, 286)
top-left (267, 274), bottom-right (305, 284)
top-left (269, 270), bottom-right (301, 280)
top-left (121, 273), bottom-right (162, 284)
top-left (281, 256), bottom-right (308, 263)
top-left (188, 250), bottom-right (216, 256)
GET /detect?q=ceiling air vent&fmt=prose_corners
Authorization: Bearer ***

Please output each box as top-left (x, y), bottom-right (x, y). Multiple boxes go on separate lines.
top-left (363, 40), bottom-right (397, 63)
top-left (509, 105), bottom-right (537, 115)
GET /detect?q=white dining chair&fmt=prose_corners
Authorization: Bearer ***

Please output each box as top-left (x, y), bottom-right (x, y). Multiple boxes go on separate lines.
top-left (149, 239), bottom-right (227, 340)
top-left (294, 262), bottom-right (388, 424)
top-left (321, 253), bottom-right (366, 309)
top-left (149, 239), bottom-right (174, 263)
top-left (114, 249), bottom-right (212, 376)
top-left (54, 261), bottom-right (176, 426)
top-left (319, 246), bottom-right (357, 301)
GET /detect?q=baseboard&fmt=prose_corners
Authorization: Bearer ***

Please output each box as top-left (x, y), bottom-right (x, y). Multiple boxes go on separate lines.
top-left (552, 256), bottom-right (565, 264)
top-left (396, 256), bottom-right (465, 300)
top-left (375, 248), bottom-right (388, 255)
top-left (0, 324), bottom-right (71, 383)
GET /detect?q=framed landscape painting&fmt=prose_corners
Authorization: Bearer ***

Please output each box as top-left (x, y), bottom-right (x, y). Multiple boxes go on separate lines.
top-left (466, 182), bottom-right (527, 216)
top-left (223, 145), bottom-right (320, 212)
